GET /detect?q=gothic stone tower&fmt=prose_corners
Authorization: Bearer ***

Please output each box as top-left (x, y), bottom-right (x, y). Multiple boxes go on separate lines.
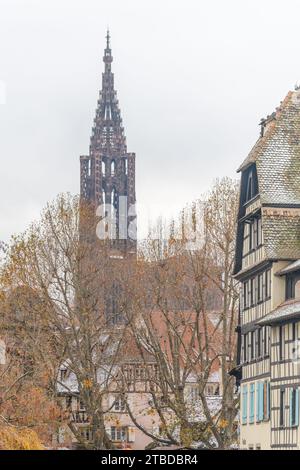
top-left (80, 32), bottom-right (136, 257)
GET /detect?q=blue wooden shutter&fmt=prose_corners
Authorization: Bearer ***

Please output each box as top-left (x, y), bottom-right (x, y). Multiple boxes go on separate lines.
top-left (249, 383), bottom-right (255, 423)
top-left (256, 382), bottom-right (260, 422)
top-left (259, 382), bottom-right (264, 421)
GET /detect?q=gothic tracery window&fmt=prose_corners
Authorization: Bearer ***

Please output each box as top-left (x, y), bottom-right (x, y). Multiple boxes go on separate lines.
top-left (111, 160), bottom-right (115, 176)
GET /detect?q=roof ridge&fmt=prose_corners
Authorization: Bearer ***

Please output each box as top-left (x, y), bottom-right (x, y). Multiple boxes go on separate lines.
top-left (237, 90), bottom-right (293, 173)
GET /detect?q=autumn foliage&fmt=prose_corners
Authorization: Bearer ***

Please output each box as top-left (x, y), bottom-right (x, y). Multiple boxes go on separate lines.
top-left (0, 426), bottom-right (44, 450)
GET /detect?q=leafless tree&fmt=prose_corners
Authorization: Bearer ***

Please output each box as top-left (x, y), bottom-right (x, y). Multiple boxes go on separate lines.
top-left (123, 178), bottom-right (239, 449)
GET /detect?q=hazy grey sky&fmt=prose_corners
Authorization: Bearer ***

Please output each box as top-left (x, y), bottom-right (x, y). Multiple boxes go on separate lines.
top-left (1, 0), bottom-right (300, 241)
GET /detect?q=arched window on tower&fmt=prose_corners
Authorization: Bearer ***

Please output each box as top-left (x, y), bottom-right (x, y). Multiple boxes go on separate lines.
top-left (111, 160), bottom-right (115, 176)
top-left (111, 188), bottom-right (116, 207)
top-left (101, 189), bottom-right (107, 221)
top-left (110, 188), bottom-right (117, 240)
top-left (106, 282), bottom-right (124, 325)
top-left (102, 160), bottom-right (106, 177)
top-left (105, 104), bottom-right (111, 120)
top-left (124, 158), bottom-right (128, 175)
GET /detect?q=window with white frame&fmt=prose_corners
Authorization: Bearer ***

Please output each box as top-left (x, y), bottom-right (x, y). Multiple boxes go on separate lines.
top-left (113, 395), bottom-right (126, 412)
top-left (110, 426), bottom-right (127, 442)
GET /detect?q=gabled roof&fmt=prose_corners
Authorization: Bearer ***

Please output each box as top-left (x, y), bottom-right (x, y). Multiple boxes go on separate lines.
top-left (239, 90), bottom-right (300, 205)
top-left (235, 89), bottom-right (300, 267)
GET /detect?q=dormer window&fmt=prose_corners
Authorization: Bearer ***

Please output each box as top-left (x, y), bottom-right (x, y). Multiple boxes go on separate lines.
top-left (243, 165), bottom-right (258, 205)
top-left (246, 172), bottom-right (253, 201)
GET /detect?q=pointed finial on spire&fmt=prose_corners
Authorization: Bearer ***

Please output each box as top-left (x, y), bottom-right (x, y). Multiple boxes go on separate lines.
top-left (106, 28), bottom-right (110, 49)
top-left (103, 28), bottom-right (113, 68)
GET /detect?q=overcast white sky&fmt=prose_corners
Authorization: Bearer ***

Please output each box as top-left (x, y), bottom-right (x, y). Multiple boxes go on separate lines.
top-left (1, 0), bottom-right (300, 241)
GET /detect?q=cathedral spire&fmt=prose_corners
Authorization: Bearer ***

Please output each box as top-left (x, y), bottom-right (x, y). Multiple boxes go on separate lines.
top-left (80, 34), bottom-right (137, 256)
top-left (90, 30), bottom-right (125, 154)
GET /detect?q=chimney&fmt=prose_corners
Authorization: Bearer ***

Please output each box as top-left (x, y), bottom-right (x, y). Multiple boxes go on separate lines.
top-left (259, 111), bottom-right (276, 138)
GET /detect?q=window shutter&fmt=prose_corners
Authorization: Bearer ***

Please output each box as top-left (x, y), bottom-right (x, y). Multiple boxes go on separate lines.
top-left (256, 382), bottom-right (260, 422)
top-left (255, 330), bottom-right (258, 358)
top-left (127, 426), bottom-right (135, 442)
top-left (242, 384), bottom-right (248, 424)
top-left (255, 277), bottom-right (258, 305)
top-left (266, 381), bottom-right (270, 420)
top-left (296, 388), bottom-right (299, 427)
top-left (249, 383), bottom-right (255, 423)
top-left (259, 382), bottom-right (264, 421)
top-left (262, 327), bottom-right (265, 357)
top-left (260, 382), bottom-right (264, 421)
top-left (290, 389), bottom-right (293, 426)
top-left (262, 273), bottom-right (266, 301)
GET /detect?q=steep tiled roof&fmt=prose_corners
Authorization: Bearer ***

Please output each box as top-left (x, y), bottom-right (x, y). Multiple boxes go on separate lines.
top-left (238, 90), bottom-right (300, 262)
top-left (256, 299), bottom-right (300, 326)
top-left (263, 214), bottom-right (300, 259)
top-left (240, 91), bottom-right (300, 202)
top-left (257, 93), bottom-right (300, 206)
top-left (237, 136), bottom-right (269, 173)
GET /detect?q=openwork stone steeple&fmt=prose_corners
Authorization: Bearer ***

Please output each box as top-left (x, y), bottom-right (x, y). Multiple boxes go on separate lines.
top-left (80, 32), bottom-right (136, 256)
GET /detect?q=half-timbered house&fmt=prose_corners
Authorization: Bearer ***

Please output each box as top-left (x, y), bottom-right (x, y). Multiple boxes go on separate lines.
top-left (233, 88), bottom-right (300, 449)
